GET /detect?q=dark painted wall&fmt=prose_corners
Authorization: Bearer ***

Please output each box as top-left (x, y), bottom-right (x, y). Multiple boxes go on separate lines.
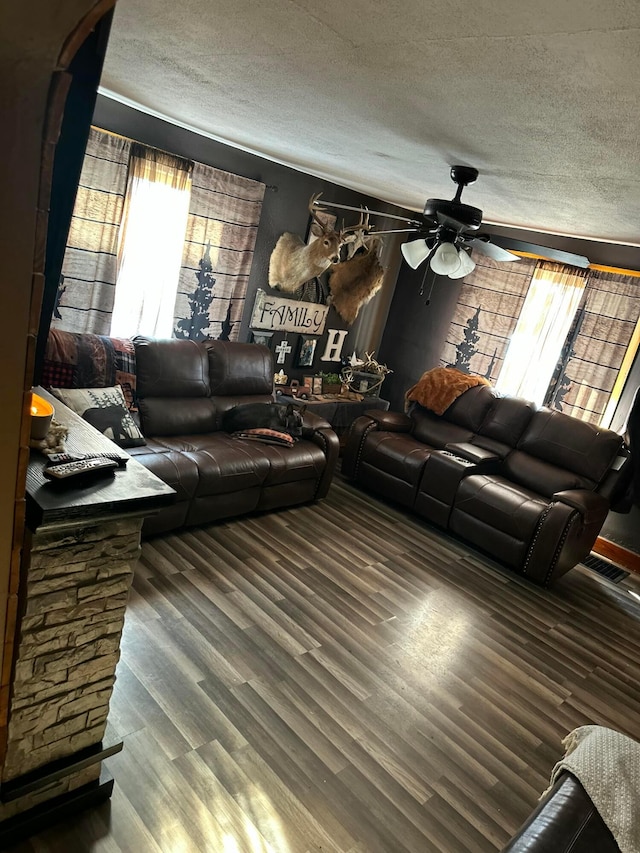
top-left (92, 96), bottom-right (411, 382)
top-left (92, 95), bottom-right (640, 552)
top-left (377, 268), bottom-right (463, 412)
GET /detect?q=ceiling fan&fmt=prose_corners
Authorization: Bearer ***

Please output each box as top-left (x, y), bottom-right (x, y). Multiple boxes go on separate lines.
top-left (313, 165), bottom-right (590, 280)
top-left (399, 165), bottom-right (590, 278)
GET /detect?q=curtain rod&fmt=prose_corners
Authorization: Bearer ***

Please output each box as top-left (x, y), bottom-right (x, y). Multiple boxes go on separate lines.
top-left (313, 198), bottom-right (422, 226)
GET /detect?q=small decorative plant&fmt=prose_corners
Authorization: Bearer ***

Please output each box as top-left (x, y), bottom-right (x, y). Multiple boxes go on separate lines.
top-left (320, 371), bottom-right (342, 394)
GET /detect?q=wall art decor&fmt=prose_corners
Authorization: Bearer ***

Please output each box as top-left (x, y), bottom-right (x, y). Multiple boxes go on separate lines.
top-left (250, 288), bottom-right (329, 335)
top-left (295, 336), bottom-right (317, 368)
top-left (274, 338), bottom-right (292, 364)
top-left (320, 329), bottom-right (349, 362)
top-left (251, 330), bottom-right (274, 347)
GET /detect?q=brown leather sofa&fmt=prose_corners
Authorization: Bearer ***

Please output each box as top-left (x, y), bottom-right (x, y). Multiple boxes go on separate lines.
top-left (502, 772), bottom-right (620, 852)
top-left (42, 330), bottom-right (339, 535)
top-left (127, 337), bottom-right (340, 534)
top-left (342, 385), bottom-right (624, 586)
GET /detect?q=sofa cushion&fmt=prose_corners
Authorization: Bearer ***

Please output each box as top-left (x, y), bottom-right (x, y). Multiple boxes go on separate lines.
top-left (476, 395), bottom-right (536, 447)
top-left (206, 340), bottom-right (273, 396)
top-left (411, 407), bottom-right (474, 447)
top-left (502, 450), bottom-right (595, 497)
top-left (257, 438), bottom-right (328, 486)
top-left (442, 384), bottom-right (497, 431)
top-left (135, 337), bottom-right (210, 397)
top-left (518, 409), bottom-right (622, 484)
top-left (453, 474), bottom-right (548, 540)
top-left (137, 397), bottom-right (217, 437)
top-left (128, 439), bottom-right (199, 502)
top-left (151, 434), bottom-right (269, 496)
top-left (359, 431), bottom-right (434, 487)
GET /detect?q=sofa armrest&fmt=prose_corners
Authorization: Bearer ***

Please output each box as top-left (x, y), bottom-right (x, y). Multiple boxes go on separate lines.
top-left (300, 418), bottom-right (340, 500)
top-left (553, 489), bottom-right (608, 526)
top-left (364, 410), bottom-right (413, 432)
top-left (301, 410), bottom-right (332, 436)
top-left (501, 772), bottom-right (620, 853)
top-left (445, 441), bottom-right (499, 464)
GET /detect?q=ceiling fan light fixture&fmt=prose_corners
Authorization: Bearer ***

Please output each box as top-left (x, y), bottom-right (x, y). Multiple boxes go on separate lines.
top-left (448, 248), bottom-right (476, 279)
top-left (429, 241), bottom-right (461, 276)
top-left (401, 238), bottom-right (431, 269)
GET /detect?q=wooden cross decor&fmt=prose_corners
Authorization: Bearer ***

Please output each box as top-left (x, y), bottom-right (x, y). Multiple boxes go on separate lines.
top-left (275, 339), bottom-right (292, 364)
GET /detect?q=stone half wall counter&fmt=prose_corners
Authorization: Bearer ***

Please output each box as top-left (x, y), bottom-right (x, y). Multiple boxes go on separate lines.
top-left (0, 389), bottom-right (175, 840)
top-left (0, 516), bottom-right (142, 821)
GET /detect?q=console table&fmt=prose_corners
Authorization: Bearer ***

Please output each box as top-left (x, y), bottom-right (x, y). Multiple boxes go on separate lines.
top-left (0, 389), bottom-right (175, 845)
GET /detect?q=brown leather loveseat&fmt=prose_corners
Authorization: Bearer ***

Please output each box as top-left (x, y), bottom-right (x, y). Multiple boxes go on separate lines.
top-left (342, 384), bottom-right (624, 586)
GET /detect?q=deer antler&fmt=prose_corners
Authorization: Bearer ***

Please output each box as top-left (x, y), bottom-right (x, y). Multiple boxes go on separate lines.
top-left (340, 207), bottom-right (371, 240)
top-left (309, 193), bottom-right (331, 232)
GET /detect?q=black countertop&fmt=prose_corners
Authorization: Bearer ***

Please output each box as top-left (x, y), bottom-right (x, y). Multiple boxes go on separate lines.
top-left (26, 388), bottom-right (175, 530)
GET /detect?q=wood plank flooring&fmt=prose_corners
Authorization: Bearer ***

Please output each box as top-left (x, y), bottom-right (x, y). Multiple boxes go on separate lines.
top-left (8, 475), bottom-right (640, 852)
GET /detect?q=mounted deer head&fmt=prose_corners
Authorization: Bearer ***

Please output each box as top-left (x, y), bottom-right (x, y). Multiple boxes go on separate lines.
top-left (328, 235), bottom-right (384, 325)
top-left (268, 194), bottom-right (367, 293)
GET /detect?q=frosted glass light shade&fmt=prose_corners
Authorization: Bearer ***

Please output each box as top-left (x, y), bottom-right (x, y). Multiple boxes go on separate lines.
top-left (429, 242), bottom-right (461, 275)
top-left (401, 238), bottom-right (431, 269)
top-left (448, 249), bottom-right (476, 279)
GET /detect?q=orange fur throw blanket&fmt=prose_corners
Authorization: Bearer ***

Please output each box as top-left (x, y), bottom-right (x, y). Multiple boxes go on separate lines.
top-left (405, 367), bottom-right (490, 415)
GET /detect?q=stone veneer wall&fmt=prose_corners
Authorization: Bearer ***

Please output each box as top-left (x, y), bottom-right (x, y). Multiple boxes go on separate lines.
top-left (0, 516), bottom-right (142, 820)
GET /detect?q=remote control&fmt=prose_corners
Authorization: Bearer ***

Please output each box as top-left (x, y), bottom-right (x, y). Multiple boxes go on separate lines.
top-left (43, 457), bottom-right (118, 482)
top-left (46, 452), bottom-right (128, 468)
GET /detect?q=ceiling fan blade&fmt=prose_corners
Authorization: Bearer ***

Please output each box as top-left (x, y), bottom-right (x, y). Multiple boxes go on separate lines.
top-left (465, 238), bottom-right (521, 263)
top-left (492, 236), bottom-right (590, 268)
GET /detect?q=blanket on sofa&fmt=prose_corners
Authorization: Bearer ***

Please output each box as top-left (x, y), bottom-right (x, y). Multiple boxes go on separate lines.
top-left (43, 329), bottom-right (138, 410)
top-left (547, 725), bottom-right (640, 853)
top-left (404, 367), bottom-right (490, 415)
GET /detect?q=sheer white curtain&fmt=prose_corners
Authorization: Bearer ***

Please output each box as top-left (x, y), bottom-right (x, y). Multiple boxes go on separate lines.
top-left (110, 144), bottom-right (192, 339)
top-left (495, 262), bottom-right (588, 405)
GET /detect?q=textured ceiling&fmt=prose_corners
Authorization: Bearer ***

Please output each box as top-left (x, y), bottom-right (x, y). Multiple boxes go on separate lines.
top-left (100, 0), bottom-right (640, 244)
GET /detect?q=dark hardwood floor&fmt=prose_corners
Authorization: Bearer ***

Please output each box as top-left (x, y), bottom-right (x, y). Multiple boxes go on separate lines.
top-left (8, 475), bottom-right (640, 852)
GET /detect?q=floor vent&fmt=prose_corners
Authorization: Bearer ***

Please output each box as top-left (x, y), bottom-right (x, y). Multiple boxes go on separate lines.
top-left (581, 553), bottom-right (630, 583)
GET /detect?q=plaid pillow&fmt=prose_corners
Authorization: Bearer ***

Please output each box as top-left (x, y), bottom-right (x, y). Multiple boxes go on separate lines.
top-left (43, 330), bottom-right (138, 410)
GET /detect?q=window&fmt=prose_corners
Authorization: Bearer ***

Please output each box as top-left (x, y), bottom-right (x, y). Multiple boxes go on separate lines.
top-left (54, 127), bottom-right (266, 342)
top-left (494, 262), bottom-right (587, 405)
top-left (441, 255), bottom-right (640, 426)
top-left (110, 145), bottom-right (192, 338)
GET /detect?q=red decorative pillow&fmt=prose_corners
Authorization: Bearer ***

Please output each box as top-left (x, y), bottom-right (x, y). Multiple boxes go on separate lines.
top-left (232, 428), bottom-right (295, 447)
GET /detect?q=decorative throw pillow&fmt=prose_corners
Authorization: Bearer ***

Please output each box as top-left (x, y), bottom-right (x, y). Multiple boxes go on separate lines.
top-left (50, 386), bottom-right (146, 448)
top-left (232, 428), bottom-right (295, 447)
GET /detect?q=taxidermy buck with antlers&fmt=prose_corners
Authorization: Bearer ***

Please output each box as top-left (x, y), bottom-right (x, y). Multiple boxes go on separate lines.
top-left (268, 194), bottom-right (361, 293)
top-left (328, 212), bottom-right (385, 325)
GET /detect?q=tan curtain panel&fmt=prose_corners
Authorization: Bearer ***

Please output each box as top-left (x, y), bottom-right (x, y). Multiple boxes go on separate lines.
top-left (546, 269), bottom-right (640, 423)
top-left (173, 162), bottom-right (265, 341)
top-left (440, 253), bottom-right (538, 380)
top-left (53, 128), bottom-right (131, 334)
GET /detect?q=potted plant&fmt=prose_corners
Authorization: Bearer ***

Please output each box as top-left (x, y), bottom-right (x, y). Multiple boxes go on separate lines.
top-left (320, 372), bottom-right (342, 395)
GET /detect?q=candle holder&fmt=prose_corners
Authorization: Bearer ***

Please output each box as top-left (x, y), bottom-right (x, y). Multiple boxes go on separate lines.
top-left (30, 392), bottom-right (55, 441)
